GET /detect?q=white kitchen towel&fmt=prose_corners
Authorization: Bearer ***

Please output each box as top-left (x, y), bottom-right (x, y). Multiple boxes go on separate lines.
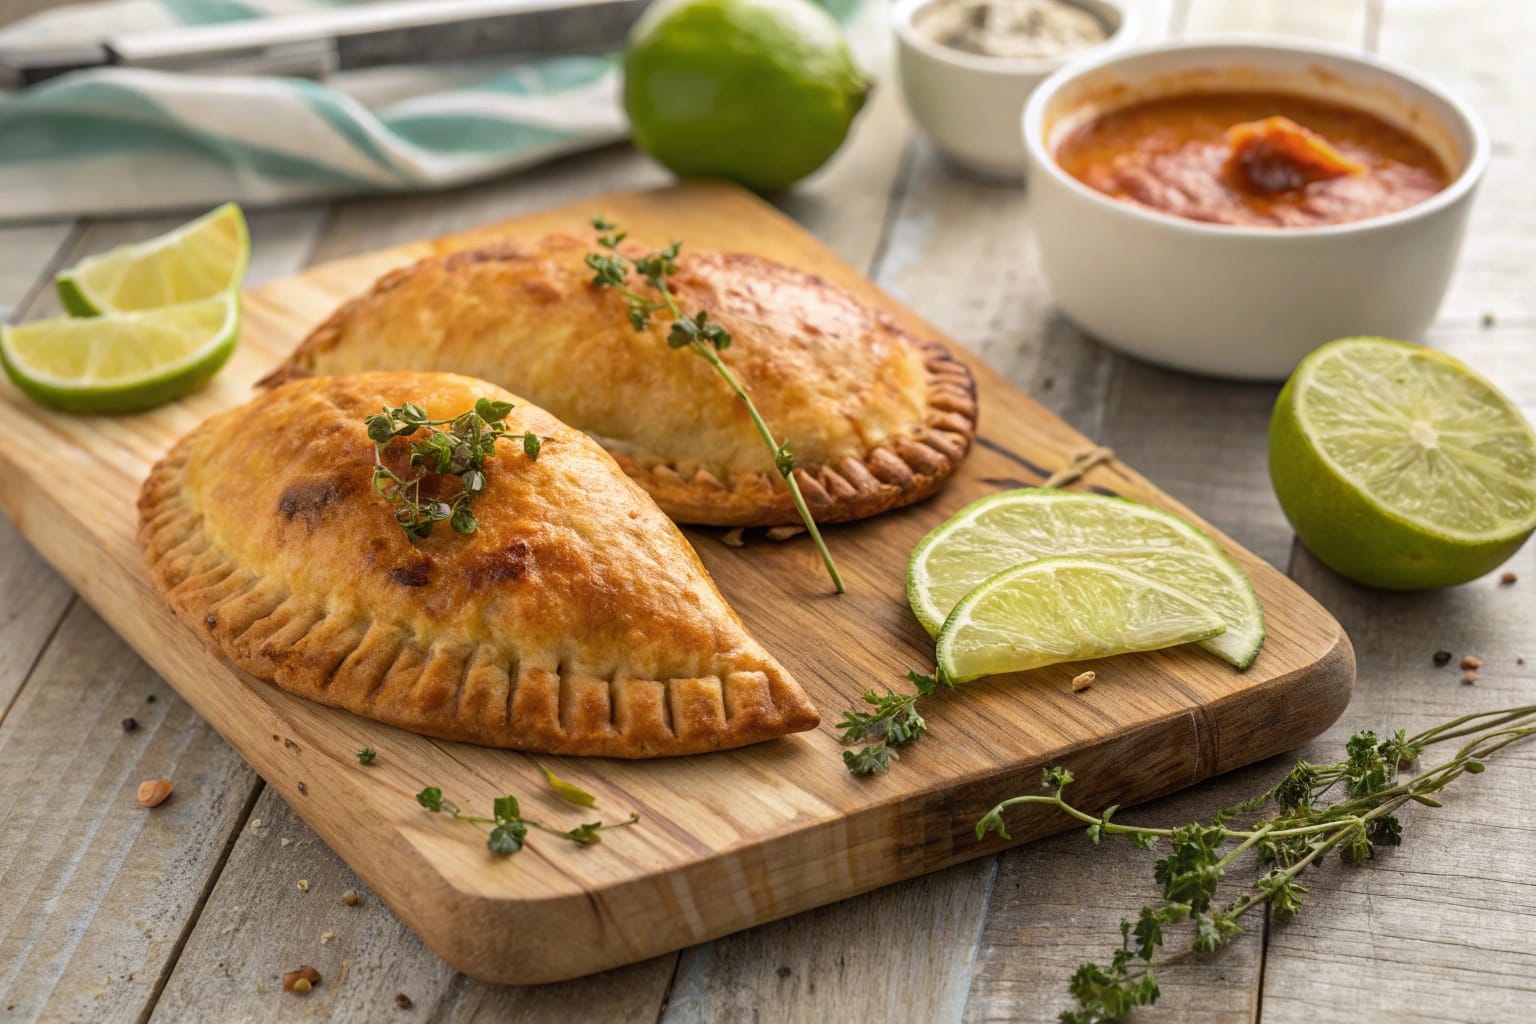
top-left (0, 0), bottom-right (630, 222)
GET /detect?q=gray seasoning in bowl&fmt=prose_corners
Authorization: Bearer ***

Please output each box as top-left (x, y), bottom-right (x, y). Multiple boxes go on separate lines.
top-left (913, 0), bottom-right (1108, 61)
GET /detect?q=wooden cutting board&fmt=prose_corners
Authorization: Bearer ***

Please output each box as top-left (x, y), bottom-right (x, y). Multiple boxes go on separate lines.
top-left (0, 182), bottom-right (1352, 985)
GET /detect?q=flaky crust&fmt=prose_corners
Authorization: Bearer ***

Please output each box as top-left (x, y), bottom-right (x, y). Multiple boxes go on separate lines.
top-left (264, 236), bottom-right (978, 527)
top-left (138, 372), bottom-right (819, 757)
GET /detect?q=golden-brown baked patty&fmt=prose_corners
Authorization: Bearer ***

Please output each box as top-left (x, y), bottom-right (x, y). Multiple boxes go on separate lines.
top-left (264, 235), bottom-right (978, 526)
top-left (138, 371), bottom-right (818, 756)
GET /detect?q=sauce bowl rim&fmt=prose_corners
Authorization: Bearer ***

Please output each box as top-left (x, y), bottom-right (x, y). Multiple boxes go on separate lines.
top-left (1020, 37), bottom-right (1491, 239)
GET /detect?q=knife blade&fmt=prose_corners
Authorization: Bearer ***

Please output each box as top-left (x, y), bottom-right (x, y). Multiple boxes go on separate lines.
top-left (0, 0), bottom-right (649, 88)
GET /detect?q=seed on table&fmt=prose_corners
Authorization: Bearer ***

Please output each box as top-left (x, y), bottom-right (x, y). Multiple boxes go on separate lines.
top-left (395, 993), bottom-right (413, 1009)
top-left (282, 965), bottom-right (321, 993)
top-left (1460, 655), bottom-right (1482, 671)
top-left (1500, 571), bottom-right (1518, 585)
top-left (340, 889), bottom-right (360, 906)
top-left (136, 779), bottom-right (173, 808)
top-left (1462, 670), bottom-right (1479, 685)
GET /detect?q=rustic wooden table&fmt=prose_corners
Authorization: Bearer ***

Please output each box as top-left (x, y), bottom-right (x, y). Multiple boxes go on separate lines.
top-left (3, 1), bottom-right (1534, 1021)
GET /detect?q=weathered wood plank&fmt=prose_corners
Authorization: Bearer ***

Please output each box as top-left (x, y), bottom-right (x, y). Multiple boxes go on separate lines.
top-left (150, 787), bottom-right (677, 1024)
top-left (1258, 324), bottom-right (1536, 1022)
top-left (0, 207), bottom-right (329, 1023)
top-left (0, 602), bottom-right (260, 1022)
top-left (1177, 0), bottom-right (1370, 42)
top-left (0, 223), bottom-right (77, 723)
top-left (1254, 1), bottom-right (1536, 1014)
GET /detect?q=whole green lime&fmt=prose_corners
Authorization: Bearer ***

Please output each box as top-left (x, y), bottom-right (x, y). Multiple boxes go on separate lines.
top-left (1268, 337), bottom-right (1536, 590)
top-left (623, 0), bottom-right (869, 192)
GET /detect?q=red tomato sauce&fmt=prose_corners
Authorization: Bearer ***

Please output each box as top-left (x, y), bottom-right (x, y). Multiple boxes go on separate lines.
top-left (1055, 91), bottom-right (1449, 227)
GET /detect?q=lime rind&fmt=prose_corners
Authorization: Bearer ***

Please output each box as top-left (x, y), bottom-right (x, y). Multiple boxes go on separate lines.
top-left (55, 203), bottom-right (249, 316)
top-left (1, 293), bottom-right (240, 414)
top-left (1290, 337), bottom-right (1536, 545)
top-left (908, 488), bottom-right (1265, 669)
top-left (934, 555), bottom-right (1227, 685)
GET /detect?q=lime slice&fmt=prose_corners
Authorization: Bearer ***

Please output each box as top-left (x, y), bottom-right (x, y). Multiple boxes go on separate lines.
top-left (935, 556), bottom-right (1226, 684)
top-left (1270, 336), bottom-right (1536, 589)
top-left (908, 489), bottom-right (1265, 669)
top-left (56, 203), bottom-right (249, 316)
top-left (1, 293), bottom-right (239, 414)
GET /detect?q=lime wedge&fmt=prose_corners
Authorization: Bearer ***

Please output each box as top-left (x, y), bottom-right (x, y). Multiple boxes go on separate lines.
top-left (908, 489), bottom-right (1265, 669)
top-left (935, 556), bottom-right (1226, 684)
top-left (1270, 336), bottom-right (1536, 589)
top-left (1, 293), bottom-right (239, 414)
top-left (56, 203), bottom-right (249, 316)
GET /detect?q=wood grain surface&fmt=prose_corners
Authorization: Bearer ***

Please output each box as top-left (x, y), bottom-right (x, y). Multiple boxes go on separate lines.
top-left (0, 181), bottom-right (1351, 985)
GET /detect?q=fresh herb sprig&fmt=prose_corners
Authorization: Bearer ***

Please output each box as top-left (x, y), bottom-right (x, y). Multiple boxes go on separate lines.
top-left (365, 398), bottom-right (540, 542)
top-left (839, 671), bottom-right (942, 775)
top-left (416, 787), bottom-right (639, 855)
top-left (584, 218), bottom-right (844, 594)
top-left (975, 704), bottom-right (1536, 1023)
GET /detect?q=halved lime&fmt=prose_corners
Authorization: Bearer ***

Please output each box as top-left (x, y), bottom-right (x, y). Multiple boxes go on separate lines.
top-left (908, 489), bottom-right (1265, 669)
top-left (56, 203), bottom-right (249, 316)
top-left (935, 556), bottom-right (1226, 684)
top-left (1, 293), bottom-right (240, 414)
top-left (1270, 336), bottom-right (1536, 589)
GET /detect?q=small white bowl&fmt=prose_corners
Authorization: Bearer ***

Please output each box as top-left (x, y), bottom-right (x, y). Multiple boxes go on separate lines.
top-left (893, 0), bottom-right (1138, 178)
top-left (1022, 40), bottom-right (1489, 380)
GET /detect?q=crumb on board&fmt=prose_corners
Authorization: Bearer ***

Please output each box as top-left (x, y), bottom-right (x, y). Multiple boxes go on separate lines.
top-left (121, 717), bottom-right (138, 732)
top-left (720, 527), bottom-right (745, 548)
top-left (249, 818), bottom-right (263, 832)
top-left (1462, 669), bottom-right (1479, 685)
top-left (1501, 571), bottom-right (1518, 585)
top-left (297, 879), bottom-right (310, 893)
top-left (395, 993), bottom-right (413, 1009)
top-left (282, 965), bottom-right (321, 994)
top-left (281, 837), bottom-right (292, 847)
top-left (1071, 670), bottom-right (1096, 693)
top-left (341, 889), bottom-right (360, 906)
top-left (765, 525), bottom-right (806, 541)
top-left (1461, 654), bottom-right (1482, 671)
top-left (320, 931), bottom-right (335, 945)
top-left (136, 779), bottom-right (173, 808)
top-left (297, 781), bottom-right (308, 795)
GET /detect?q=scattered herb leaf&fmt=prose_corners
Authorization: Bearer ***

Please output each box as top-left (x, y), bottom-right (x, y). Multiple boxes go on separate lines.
top-left (974, 704), bottom-right (1536, 1022)
top-left (356, 747), bottom-right (376, 765)
top-left (540, 763), bottom-right (598, 807)
top-left (837, 669), bottom-right (951, 776)
top-left (415, 787), bottom-right (639, 856)
top-left (585, 217), bottom-right (843, 593)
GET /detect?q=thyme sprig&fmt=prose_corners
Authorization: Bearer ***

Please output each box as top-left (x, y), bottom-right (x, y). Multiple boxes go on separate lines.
top-left (365, 398), bottom-right (540, 542)
top-left (839, 671), bottom-right (943, 775)
top-left (416, 787), bottom-right (639, 856)
top-left (975, 704), bottom-right (1536, 1023)
top-left (584, 217), bottom-right (844, 594)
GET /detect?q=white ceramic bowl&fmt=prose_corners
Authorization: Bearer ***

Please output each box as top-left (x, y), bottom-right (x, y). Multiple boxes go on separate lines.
top-left (893, 0), bottom-right (1138, 178)
top-left (1022, 40), bottom-right (1489, 380)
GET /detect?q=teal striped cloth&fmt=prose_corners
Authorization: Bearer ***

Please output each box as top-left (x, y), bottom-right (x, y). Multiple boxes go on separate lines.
top-left (0, 0), bottom-right (630, 222)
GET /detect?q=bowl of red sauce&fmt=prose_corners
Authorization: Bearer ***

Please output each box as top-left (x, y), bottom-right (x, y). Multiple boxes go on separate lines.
top-left (1022, 40), bottom-right (1488, 379)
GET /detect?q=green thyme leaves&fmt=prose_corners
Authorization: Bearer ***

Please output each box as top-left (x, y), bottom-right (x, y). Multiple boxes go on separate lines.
top-left (415, 786), bottom-right (638, 858)
top-left (974, 704), bottom-right (1536, 1022)
top-left (838, 670), bottom-right (946, 776)
top-left (365, 398), bottom-right (541, 543)
top-left (584, 217), bottom-right (843, 594)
